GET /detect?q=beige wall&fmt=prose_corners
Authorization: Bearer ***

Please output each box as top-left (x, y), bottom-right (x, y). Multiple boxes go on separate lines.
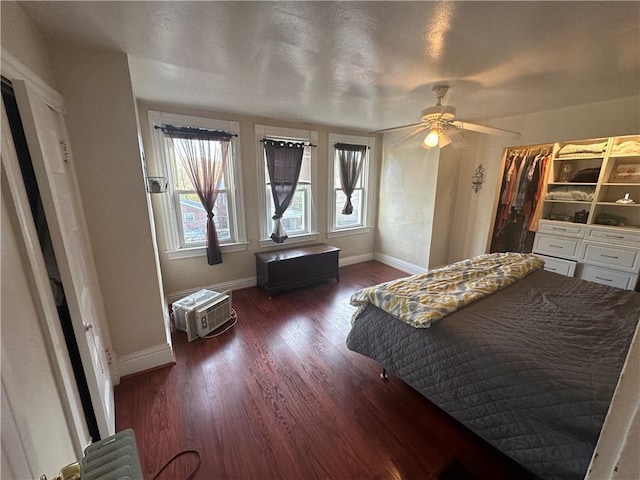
top-left (137, 102), bottom-right (377, 296)
top-left (377, 136), bottom-right (438, 269)
top-left (0, 1), bottom-right (57, 88)
top-left (376, 131), bottom-right (462, 270)
top-left (448, 95), bottom-right (640, 264)
top-left (46, 43), bottom-right (168, 359)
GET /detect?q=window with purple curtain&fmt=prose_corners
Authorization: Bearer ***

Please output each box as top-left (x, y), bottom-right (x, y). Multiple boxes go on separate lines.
top-left (263, 139), bottom-right (305, 243)
top-left (162, 125), bottom-right (232, 265)
top-left (335, 143), bottom-right (367, 215)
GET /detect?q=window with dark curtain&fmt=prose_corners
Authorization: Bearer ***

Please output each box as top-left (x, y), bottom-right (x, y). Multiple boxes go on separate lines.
top-left (163, 125), bottom-right (232, 265)
top-left (263, 139), bottom-right (305, 243)
top-left (335, 143), bottom-right (367, 215)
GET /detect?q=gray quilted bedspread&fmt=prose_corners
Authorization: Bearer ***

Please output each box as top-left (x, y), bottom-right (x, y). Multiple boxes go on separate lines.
top-left (346, 269), bottom-right (640, 480)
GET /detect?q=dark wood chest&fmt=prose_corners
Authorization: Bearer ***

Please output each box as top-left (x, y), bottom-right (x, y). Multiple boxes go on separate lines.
top-left (255, 244), bottom-right (340, 296)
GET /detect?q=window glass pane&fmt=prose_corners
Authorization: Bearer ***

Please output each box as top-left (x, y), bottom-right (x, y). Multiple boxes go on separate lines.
top-left (168, 138), bottom-right (227, 190)
top-left (264, 146), bottom-right (311, 185)
top-left (179, 193), bottom-right (206, 244)
top-left (299, 149), bottom-right (312, 183)
top-left (335, 189), bottom-right (363, 228)
top-left (266, 187), bottom-right (307, 234)
top-left (179, 192), bottom-right (230, 245)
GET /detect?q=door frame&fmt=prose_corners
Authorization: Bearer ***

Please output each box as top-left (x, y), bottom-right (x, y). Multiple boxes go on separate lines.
top-left (2, 101), bottom-right (90, 458)
top-left (2, 50), bottom-right (117, 447)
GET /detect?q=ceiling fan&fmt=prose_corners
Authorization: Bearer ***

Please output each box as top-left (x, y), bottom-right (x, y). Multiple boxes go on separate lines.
top-left (371, 85), bottom-right (520, 149)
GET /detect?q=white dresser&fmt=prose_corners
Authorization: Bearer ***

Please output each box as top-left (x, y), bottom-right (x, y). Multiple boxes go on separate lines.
top-left (533, 220), bottom-right (640, 290)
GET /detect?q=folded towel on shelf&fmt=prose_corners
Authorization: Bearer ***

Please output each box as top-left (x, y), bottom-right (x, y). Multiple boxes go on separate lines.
top-left (558, 142), bottom-right (608, 156)
top-left (612, 140), bottom-right (640, 155)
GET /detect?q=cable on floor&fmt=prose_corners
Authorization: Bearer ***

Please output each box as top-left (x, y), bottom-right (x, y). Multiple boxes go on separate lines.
top-left (202, 307), bottom-right (238, 338)
top-left (152, 449), bottom-right (201, 480)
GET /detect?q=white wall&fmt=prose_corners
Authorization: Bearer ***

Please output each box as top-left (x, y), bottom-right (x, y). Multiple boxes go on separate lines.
top-left (137, 102), bottom-right (378, 296)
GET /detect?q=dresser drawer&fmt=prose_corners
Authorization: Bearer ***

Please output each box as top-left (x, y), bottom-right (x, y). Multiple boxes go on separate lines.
top-left (582, 243), bottom-right (640, 271)
top-left (585, 226), bottom-right (640, 247)
top-left (535, 255), bottom-right (576, 277)
top-left (580, 265), bottom-right (638, 290)
top-left (538, 221), bottom-right (586, 238)
top-left (533, 234), bottom-right (582, 259)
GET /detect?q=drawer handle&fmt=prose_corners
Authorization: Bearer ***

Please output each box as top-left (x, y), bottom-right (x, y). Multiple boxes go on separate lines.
top-left (546, 267), bottom-right (558, 271)
top-left (600, 254), bottom-right (619, 259)
top-left (595, 276), bottom-right (613, 282)
top-left (552, 227), bottom-right (567, 231)
top-left (605, 234), bottom-right (624, 239)
top-left (549, 244), bottom-right (564, 248)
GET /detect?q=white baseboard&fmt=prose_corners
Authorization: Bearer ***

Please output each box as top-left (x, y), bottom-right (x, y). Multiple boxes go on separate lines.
top-left (339, 253), bottom-right (374, 267)
top-left (166, 254), bottom-right (410, 304)
top-left (118, 342), bottom-right (175, 377)
top-left (166, 276), bottom-right (257, 304)
top-left (373, 252), bottom-right (427, 275)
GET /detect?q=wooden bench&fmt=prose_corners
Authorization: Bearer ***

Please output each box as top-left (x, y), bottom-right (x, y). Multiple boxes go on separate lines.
top-left (255, 244), bottom-right (340, 296)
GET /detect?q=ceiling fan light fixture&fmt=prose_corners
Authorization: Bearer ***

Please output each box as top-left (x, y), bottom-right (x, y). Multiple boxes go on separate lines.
top-left (423, 128), bottom-right (441, 148)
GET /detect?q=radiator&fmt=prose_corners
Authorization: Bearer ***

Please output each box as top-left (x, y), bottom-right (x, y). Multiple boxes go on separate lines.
top-left (80, 429), bottom-right (143, 480)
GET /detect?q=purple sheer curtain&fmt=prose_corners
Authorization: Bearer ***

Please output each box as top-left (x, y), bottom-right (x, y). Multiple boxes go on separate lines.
top-left (164, 126), bottom-right (231, 265)
top-left (263, 140), bottom-right (305, 243)
top-left (336, 143), bottom-right (367, 215)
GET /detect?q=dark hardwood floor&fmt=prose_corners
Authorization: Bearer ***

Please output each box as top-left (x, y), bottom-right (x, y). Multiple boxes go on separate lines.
top-left (115, 261), bottom-right (532, 480)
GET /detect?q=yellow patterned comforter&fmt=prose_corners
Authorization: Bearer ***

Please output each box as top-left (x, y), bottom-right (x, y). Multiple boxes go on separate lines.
top-left (350, 253), bottom-right (544, 328)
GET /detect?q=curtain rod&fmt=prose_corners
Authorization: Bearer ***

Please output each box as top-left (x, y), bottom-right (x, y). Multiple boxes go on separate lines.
top-left (334, 142), bottom-right (370, 150)
top-left (260, 138), bottom-right (317, 148)
top-left (155, 124), bottom-right (238, 138)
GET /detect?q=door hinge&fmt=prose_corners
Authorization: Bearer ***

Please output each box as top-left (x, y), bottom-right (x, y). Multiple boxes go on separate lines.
top-left (59, 140), bottom-right (70, 163)
top-left (105, 347), bottom-right (114, 365)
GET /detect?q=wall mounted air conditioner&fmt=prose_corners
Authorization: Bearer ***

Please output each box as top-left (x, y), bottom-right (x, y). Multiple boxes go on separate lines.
top-left (172, 289), bottom-right (233, 342)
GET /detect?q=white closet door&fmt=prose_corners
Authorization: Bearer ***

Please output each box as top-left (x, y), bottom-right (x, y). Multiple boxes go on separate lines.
top-left (13, 79), bottom-right (116, 438)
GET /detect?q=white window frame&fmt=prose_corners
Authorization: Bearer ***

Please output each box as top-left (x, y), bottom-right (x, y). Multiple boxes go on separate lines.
top-left (327, 133), bottom-right (375, 237)
top-left (255, 124), bottom-right (319, 247)
top-left (148, 111), bottom-right (248, 260)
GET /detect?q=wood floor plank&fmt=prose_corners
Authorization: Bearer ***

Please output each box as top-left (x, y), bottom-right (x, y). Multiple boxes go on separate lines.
top-left (116, 260), bottom-right (532, 480)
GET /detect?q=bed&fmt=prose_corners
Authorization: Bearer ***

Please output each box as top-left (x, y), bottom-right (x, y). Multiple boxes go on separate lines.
top-left (346, 253), bottom-right (640, 480)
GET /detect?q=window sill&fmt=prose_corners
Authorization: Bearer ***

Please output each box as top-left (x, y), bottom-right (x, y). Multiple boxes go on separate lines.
top-left (327, 226), bottom-right (372, 238)
top-left (166, 241), bottom-right (249, 260)
top-left (259, 232), bottom-right (319, 248)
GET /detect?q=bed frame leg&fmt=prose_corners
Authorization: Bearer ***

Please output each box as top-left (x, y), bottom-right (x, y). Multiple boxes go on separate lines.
top-left (380, 368), bottom-right (388, 380)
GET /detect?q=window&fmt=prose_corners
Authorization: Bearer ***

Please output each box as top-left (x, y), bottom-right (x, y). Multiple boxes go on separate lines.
top-left (328, 133), bottom-right (374, 235)
top-left (149, 111), bottom-right (247, 258)
top-left (255, 125), bottom-right (318, 245)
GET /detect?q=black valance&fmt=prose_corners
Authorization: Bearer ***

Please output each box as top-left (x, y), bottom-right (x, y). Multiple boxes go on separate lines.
top-left (335, 142), bottom-right (370, 151)
top-left (156, 124), bottom-right (236, 141)
top-left (261, 138), bottom-right (316, 148)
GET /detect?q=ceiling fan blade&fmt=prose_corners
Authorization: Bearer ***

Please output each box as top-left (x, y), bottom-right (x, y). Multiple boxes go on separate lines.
top-left (370, 122), bottom-right (423, 134)
top-left (389, 125), bottom-right (428, 148)
top-left (443, 126), bottom-right (467, 149)
top-left (450, 121), bottom-right (520, 137)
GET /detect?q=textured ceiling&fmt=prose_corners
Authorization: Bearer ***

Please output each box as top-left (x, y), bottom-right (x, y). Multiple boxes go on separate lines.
top-left (17, 1), bottom-right (640, 132)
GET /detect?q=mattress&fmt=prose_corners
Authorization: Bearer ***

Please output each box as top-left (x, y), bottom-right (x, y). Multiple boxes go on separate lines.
top-left (346, 269), bottom-right (640, 480)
